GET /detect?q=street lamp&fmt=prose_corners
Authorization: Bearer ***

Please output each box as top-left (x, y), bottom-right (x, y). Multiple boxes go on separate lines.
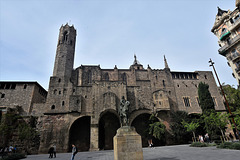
top-left (209, 58), bottom-right (239, 139)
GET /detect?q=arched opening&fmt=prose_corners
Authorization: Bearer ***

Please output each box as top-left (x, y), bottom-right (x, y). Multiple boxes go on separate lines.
top-left (131, 113), bottom-right (162, 147)
top-left (99, 111), bottom-right (120, 150)
top-left (69, 116), bottom-right (90, 152)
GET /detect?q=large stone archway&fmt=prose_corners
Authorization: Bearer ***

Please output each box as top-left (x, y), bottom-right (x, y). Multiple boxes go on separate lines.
top-left (131, 113), bottom-right (151, 147)
top-left (68, 116), bottom-right (91, 152)
top-left (99, 110), bottom-right (120, 150)
top-left (131, 112), bottom-right (163, 147)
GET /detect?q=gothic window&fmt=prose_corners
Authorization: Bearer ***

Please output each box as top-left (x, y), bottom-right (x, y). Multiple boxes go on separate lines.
top-left (122, 73), bottom-right (127, 81)
top-left (62, 101), bottom-right (65, 106)
top-left (88, 71), bottom-right (92, 84)
top-left (58, 78), bottom-right (61, 83)
top-left (63, 31), bottom-right (68, 42)
top-left (59, 91), bottom-right (61, 95)
top-left (183, 97), bottom-right (191, 107)
top-left (162, 80), bottom-right (165, 87)
top-left (104, 73), bottom-right (109, 81)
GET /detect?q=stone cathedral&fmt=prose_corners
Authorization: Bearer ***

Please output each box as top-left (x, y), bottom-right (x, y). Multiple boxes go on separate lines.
top-left (0, 24), bottom-right (226, 153)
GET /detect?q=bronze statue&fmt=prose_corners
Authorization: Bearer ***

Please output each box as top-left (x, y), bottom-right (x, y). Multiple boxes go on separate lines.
top-left (118, 96), bottom-right (130, 126)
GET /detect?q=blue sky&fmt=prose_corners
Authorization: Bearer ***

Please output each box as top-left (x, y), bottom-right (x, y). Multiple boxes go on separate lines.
top-left (0, 0), bottom-right (238, 90)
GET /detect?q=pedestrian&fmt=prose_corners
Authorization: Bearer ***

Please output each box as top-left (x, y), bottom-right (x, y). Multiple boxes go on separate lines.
top-left (199, 135), bottom-right (204, 143)
top-left (53, 144), bottom-right (56, 158)
top-left (204, 133), bottom-right (210, 143)
top-left (70, 144), bottom-right (77, 160)
top-left (13, 146), bottom-right (17, 153)
top-left (9, 145), bottom-right (13, 153)
top-left (48, 146), bottom-right (54, 158)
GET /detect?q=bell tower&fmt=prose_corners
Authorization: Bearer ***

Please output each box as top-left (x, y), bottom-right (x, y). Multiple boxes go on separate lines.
top-left (53, 23), bottom-right (76, 78)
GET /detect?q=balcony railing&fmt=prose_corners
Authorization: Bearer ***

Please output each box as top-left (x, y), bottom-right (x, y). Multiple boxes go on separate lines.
top-left (229, 17), bottom-right (240, 31)
top-left (218, 34), bottom-right (240, 56)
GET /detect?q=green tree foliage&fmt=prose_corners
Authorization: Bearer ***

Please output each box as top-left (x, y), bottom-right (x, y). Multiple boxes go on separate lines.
top-left (182, 120), bottom-right (199, 142)
top-left (147, 114), bottom-right (166, 141)
top-left (222, 84), bottom-right (240, 112)
top-left (0, 112), bottom-right (19, 146)
top-left (170, 111), bottom-right (192, 144)
top-left (222, 85), bottom-right (240, 134)
top-left (198, 82), bottom-right (215, 114)
top-left (202, 112), bottom-right (228, 140)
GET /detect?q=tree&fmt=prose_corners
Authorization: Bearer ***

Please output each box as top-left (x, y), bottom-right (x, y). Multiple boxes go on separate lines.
top-left (202, 112), bottom-right (228, 141)
top-left (170, 111), bottom-right (192, 144)
top-left (147, 114), bottom-right (166, 141)
top-left (18, 120), bottom-right (39, 154)
top-left (198, 82), bottom-right (215, 114)
top-left (182, 120), bottom-right (199, 142)
top-left (222, 84), bottom-right (240, 112)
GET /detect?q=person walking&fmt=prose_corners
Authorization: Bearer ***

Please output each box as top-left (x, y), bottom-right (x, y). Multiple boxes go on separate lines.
top-left (70, 144), bottom-right (77, 160)
top-left (53, 144), bottom-right (56, 158)
top-left (48, 146), bottom-right (54, 158)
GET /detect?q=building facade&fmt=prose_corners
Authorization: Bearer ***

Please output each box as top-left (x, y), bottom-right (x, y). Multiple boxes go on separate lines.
top-left (211, 0), bottom-right (240, 86)
top-left (0, 82), bottom-right (47, 116)
top-left (33, 24), bottom-right (225, 153)
top-left (0, 23), bottom-right (226, 153)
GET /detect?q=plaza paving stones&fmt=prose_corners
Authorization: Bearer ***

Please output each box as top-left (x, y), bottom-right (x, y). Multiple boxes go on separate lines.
top-left (21, 144), bottom-right (239, 160)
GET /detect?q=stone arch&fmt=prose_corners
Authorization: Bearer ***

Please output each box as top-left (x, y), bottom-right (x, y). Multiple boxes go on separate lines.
top-left (129, 109), bottom-right (152, 125)
top-left (130, 110), bottom-right (162, 147)
top-left (102, 92), bottom-right (119, 110)
top-left (68, 116), bottom-right (91, 152)
top-left (98, 109), bottom-right (120, 150)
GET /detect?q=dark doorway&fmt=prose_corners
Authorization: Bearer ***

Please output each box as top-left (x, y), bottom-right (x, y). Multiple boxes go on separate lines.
top-left (99, 112), bottom-right (120, 150)
top-left (69, 116), bottom-right (90, 152)
top-left (131, 113), bottom-right (162, 147)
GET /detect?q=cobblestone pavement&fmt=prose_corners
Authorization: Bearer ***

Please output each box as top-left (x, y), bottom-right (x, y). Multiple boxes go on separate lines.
top-left (21, 145), bottom-right (239, 160)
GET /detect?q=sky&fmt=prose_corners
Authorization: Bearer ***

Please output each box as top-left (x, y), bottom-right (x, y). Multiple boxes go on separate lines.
top-left (0, 0), bottom-right (238, 90)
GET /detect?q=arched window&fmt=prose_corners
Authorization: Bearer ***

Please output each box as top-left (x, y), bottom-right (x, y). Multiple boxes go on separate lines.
top-left (62, 101), bottom-right (65, 106)
top-left (51, 105), bottom-right (55, 110)
top-left (88, 71), bottom-right (92, 84)
top-left (162, 80), bottom-right (165, 87)
top-left (122, 73), bottom-right (127, 81)
top-left (104, 73), bottom-right (109, 81)
top-left (63, 31), bottom-right (68, 42)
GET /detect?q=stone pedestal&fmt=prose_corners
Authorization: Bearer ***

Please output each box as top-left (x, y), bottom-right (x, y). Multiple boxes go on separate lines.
top-left (113, 126), bottom-right (143, 160)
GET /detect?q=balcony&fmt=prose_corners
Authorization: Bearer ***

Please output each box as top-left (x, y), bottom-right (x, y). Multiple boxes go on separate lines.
top-left (220, 31), bottom-right (231, 41)
top-left (218, 34), bottom-right (240, 56)
top-left (229, 17), bottom-right (240, 31)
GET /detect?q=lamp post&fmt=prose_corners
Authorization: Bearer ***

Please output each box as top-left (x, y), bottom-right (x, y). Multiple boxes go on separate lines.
top-left (209, 58), bottom-right (239, 139)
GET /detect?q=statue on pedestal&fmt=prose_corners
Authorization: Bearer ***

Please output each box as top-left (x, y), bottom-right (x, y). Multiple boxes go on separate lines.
top-left (118, 96), bottom-right (130, 126)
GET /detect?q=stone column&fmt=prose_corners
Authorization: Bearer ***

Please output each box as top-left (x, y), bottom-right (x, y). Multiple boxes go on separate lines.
top-left (90, 124), bottom-right (99, 151)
